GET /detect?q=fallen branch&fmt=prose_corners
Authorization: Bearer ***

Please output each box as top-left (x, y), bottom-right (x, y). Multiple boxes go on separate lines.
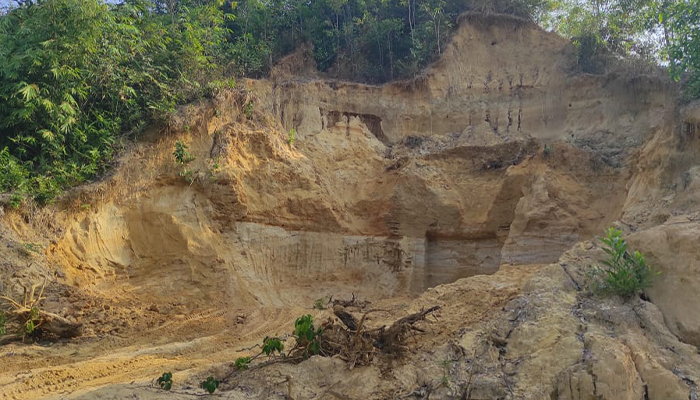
top-left (0, 277), bottom-right (82, 341)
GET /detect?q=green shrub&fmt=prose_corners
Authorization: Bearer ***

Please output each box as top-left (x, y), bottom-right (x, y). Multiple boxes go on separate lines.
top-left (173, 141), bottom-right (195, 165)
top-left (0, 0), bottom-right (230, 204)
top-left (157, 372), bottom-right (173, 391)
top-left (234, 356), bottom-right (251, 370)
top-left (294, 314), bottom-right (323, 357)
top-left (262, 337), bottom-right (284, 356)
top-left (592, 227), bottom-right (658, 299)
top-left (199, 376), bottom-right (219, 394)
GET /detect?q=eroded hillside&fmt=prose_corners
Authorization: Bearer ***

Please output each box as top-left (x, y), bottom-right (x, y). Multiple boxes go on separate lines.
top-left (1, 14), bottom-right (699, 400)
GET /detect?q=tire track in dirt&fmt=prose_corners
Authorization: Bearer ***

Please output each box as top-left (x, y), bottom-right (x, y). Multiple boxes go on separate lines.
top-left (0, 306), bottom-right (305, 400)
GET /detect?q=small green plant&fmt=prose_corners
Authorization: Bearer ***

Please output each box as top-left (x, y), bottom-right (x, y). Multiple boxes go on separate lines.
top-left (437, 358), bottom-right (455, 387)
top-left (23, 243), bottom-right (42, 254)
top-left (206, 78), bottom-right (236, 96)
top-left (244, 101), bottom-right (254, 120)
top-left (199, 376), bottom-right (220, 394)
top-left (234, 356), bottom-right (251, 370)
top-left (157, 372), bottom-right (173, 391)
top-left (287, 128), bottom-right (296, 146)
top-left (262, 337), bottom-right (284, 356)
top-left (173, 141), bottom-right (195, 165)
top-left (313, 298), bottom-right (325, 310)
top-left (0, 311), bottom-right (7, 336)
top-left (179, 169), bottom-right (195, 184)
top-left (22, 306), bottom-right (41, 336)
top-left (214, 109), bottom-right (221, 117)
top-left (294, 314), bottom-right (323, 357)
top-left (543, 144), bottom-right (554, 158)
top-left (9, 193), bottom-right (23, 209)
top-left (591, 227), bottom-right (658, 299)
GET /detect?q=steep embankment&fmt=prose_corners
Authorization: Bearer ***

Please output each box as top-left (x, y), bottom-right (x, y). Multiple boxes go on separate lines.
top-left (0, 13), bottom-right (698, 400)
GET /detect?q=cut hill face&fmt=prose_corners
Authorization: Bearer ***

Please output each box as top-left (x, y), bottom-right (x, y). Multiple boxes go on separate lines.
top-left (1, 14), bottom-right (699, 400)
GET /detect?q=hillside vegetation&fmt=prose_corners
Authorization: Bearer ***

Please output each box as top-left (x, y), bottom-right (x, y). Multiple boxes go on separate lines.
top-left (0, 0), bottom-right (698, 205)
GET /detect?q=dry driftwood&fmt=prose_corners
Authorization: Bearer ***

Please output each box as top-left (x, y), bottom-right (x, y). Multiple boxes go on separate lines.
top-left (331, 293), bottom-right (370, 309)
top-left (374, 306), bottom-right (441, 353)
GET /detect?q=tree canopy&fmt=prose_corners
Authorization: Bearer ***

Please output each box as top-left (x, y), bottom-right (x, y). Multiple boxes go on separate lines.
top-left (0, 0), bottom-right (698, 205)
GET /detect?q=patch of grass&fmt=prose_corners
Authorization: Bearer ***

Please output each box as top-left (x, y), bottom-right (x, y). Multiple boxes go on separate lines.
top-left (0, 311), bottom-right (6, 335)
top-left (244, 101), bottom-right (254, 120)
top-left (287, 128), bottom-right (296, 146)
top-left (23, 243), bottom-right (42, 254)
top-left (313, 298), bottom-right (325, 310)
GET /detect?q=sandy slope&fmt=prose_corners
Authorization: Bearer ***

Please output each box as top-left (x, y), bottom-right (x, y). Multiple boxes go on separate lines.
top-left (1, 13), bottom-right (699, 400)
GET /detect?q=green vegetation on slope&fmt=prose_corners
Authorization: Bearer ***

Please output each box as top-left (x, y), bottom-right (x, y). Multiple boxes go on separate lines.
top-left (0, 0), bottom-right (231, 204)
top-left (0, 0), bottom-right (698, 205)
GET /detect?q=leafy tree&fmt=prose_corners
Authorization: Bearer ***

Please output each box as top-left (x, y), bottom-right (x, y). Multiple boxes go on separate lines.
top-left (663, 0), bottom-right (700, 98)
top-left (0, 0), bottom-right (230, 204)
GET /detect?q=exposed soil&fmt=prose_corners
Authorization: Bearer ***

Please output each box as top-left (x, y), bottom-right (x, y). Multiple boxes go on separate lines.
top-left (1, 13), bottom-right (700, 400)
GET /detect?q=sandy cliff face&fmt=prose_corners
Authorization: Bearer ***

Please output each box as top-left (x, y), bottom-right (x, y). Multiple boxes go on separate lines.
top-left (0, 13), bottom-right (698, 400)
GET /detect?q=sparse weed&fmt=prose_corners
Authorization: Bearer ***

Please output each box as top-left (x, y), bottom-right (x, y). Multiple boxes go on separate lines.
top-left (543, 144), bottom-right (554, 158)
top-left (437, 358), bottom-right (455, 388)
top-left (179, 169), bottom-right (195, 184)
top-left (0, 311), bottom-right (6, 335)
top-left (313, 298), bottom-right (325, 310)
top-left (244, 101), bottom-right (254, 120)
top-left (173, 141), bottom-right (195, 165)
top-left (22, 243), bottom-right (42, 254)
top-left (287, 128), bottom-right (296, 146)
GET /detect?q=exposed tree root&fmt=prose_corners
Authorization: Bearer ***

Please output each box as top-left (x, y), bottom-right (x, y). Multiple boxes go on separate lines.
top-left (0, 277), bottom-right (81, 343)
